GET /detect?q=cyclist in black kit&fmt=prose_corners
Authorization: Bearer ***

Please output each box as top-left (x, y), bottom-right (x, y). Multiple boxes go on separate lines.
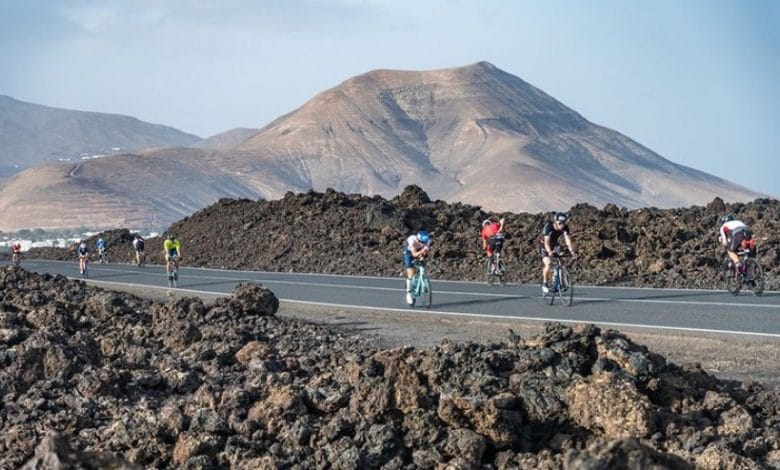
top-left (540, 212), bottom-right (576, 293)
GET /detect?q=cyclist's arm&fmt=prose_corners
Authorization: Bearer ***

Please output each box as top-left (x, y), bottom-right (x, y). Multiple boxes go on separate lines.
top-left (544, 235), bottom-right (554, 255)
top-left (564, 234), bottom-right (575, 256)
top-left (498, 218), bottom-right (505, 233)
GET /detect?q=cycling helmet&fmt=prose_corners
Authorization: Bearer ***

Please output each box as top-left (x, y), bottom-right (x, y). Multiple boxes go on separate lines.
top-left (417, 230), bottom-right (430, 243)
top-left (720, 214), bottom-right (735, 224)
top-left (79, 242), bottom-right (87, 248)
top-left (482, 219), bottom-right (491, 227)
top-left (555, 212), bottom-right (568, 222)
top-left (168, 234), bottom-right (175, 240)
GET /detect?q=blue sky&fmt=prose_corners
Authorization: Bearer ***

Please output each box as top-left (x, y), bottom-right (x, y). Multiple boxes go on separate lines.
top-left (1, 0), bottom-right (778, 196)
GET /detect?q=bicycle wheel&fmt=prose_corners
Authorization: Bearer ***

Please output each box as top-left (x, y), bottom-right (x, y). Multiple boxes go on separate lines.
top-left (745, 259), bottom-right (764, 296)
top-left (559, 267), bottom-right (574, 306)
top-left (421, 276), bottom-right (432, 308)
top-left (724, 264), bottom-right (740, 295)
top-left (486, 258), bottom-right (495, 286)
top-left (547, 267), bottom-right (558, 306)
top-left (497, 260), bottom-right (507, 287)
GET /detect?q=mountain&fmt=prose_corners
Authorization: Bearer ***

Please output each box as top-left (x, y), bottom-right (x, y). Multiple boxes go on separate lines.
top-left (193, 127), bottom-right (259, 150)
top-left (0, 62), bottom-right (764, 231)
top-left (0, 95), bottom-right (200, 177)
top-left (230, 61), bottom-right (761, 210)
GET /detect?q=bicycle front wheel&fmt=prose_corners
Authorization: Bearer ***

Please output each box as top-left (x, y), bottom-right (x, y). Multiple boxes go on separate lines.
top-left (724, 264), bottom-right (740, 295)
top-left (421, 277), bottom-right (432, 308)
top-left (560, 267), bottom-right (574, 306)
top-left (745, 259), bottom-right (764, 296)
top-left (486, 258), bottom-right (495, 286)
top-left (497, 260), bottom-right (507, 287)
top-left (547, 268), bottom-right (558, 306)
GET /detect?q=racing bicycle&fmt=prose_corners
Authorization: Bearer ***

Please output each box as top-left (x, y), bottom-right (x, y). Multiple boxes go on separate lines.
top-left (166, 255), bottom-right (180, 288)
top-left (407, 257), bottom-right (432, 308)
top-left (79, 256), bottom-right (90, 279)
top-left (485, 234), bottom-right (507, 286)
top-left (543, 251), bottom-right (574, 306)
top-left (722, 249), bottom-right (764, 296)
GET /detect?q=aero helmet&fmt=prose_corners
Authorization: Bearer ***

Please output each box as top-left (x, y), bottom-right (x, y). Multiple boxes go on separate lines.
top-left (720, 214), bottom-right (735, 224)
top-left (555, 212), bottom-right (568, 222)
top-left (417, 230), bottom-right (430, 243)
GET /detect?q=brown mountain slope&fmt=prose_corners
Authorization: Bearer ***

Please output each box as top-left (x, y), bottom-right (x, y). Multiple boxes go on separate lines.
top-left (232, 61), bottom-right (761, 211)
top-left (0, 62), bottom-right (763, 230)
top-left (0, 148), bottom-right (261, 231)
top-left (192, 127), bottom-right (259, 150)
top-left (0, 95), bottom-right (200, 177)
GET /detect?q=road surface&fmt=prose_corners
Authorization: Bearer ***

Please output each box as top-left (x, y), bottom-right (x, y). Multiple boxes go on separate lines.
top-left (13, 259), bottom-right (780, 339)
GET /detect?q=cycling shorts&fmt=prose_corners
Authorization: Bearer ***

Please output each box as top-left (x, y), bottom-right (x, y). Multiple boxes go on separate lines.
top-left (402, 249), bottom-right (414, 269)
top-left (165, 249), bottom-right (179, 261)
top-left (486, 235), bottom-right (504, 255)
top-left (728, 228), bottom-right (750, 253)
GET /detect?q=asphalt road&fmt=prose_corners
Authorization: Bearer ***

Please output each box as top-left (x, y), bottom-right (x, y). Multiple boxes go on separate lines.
top-left (15, 259), bottom-right (780, 339)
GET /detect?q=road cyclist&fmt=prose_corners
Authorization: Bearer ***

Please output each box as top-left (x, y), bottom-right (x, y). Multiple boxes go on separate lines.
top-left (403, 229), bottom-right (432, 306)
top-left (481, 216), bottom-right (507, 285)
top-left (540, 212), bottom-right (576, 294)
top-left (77, 241), bottom-right (90, 278)
top-left (163, 234), bottom-right (182, 287)
top-left (718, 213), bottom-right (763, 295)
top-left (11, 241), bottom-right (22, 266)
top-left (96, 237), bottom-right (108, 264)
top-left (132, 234), bottom-right (146, 268)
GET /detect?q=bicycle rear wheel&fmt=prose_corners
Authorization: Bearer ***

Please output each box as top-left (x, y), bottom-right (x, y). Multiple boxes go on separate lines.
top-left (560, 267), bottom-right (573, 306)
top-left (745, 259), bottom-right (764, 296)
top-left (497, 260), bottom-right (506, 287)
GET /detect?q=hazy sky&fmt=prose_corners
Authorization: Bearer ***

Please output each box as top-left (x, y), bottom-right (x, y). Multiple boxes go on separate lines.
top-left (1, 0), bottom-right (778, 196)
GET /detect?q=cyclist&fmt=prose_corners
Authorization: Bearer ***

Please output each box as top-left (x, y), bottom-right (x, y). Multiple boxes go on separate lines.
top-left (163, 234), bottom-right (182, 274)
top-left (718, 213), bottom-right (753, 274)
top-left (11, 241), bottom-right (22, 265)
top-left (540, 212), bottom-right (576, 293)
top-left (481, 216), bottom-right (505, 273)
top-left (96, 237), bottom-right (107, 262)
top-left (132, 234), bottom-right (145, 266)
top-left (77, 241), bottom-right (90, 274)
top-left (403, 230), bottom-right (432, 305)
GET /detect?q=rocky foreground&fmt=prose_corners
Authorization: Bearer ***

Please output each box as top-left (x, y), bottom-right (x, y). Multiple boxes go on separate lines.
top-left (30, 186), bottom-right (779, 290)
top-left (1, 266), bottom-right (779, 468)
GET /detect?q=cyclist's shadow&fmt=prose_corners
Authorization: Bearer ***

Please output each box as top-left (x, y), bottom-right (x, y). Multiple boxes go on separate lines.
top-left (433, 296), bottom-right (519, 308)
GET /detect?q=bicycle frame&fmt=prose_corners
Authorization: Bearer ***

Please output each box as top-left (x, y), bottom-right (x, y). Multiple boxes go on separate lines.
top-left (410, 259), bottom-right (432, 308)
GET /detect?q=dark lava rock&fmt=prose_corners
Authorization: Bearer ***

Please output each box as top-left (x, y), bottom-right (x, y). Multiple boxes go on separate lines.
top-left (29, 187), bottom-right (780, 290)
top-left (1, 267), bottom-right (779, 468)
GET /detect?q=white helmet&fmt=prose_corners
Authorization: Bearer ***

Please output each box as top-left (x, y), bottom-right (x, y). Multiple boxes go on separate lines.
top-left (482, 219), bottom-right (491, 227)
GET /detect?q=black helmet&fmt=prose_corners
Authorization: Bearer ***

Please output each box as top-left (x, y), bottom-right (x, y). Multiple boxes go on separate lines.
top-left (720, 214), bottom-right (735, 224)
top-left (555, 212), bottom-right (568, 222)
top-left (167, 234), bottom-right (175, 240)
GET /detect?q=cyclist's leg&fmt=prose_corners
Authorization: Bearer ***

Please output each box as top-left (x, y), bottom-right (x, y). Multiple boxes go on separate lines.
top-left (541, 248), bottom-right (552, 289)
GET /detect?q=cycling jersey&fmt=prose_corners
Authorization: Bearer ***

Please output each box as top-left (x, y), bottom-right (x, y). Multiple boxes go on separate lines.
top-left (481, 222), bottom-right (504, 256)
top-left (133, 238), bottom-right (145, 251)
top-left (403, 235), bottom-right (432, 269)
top-left (77, 246), bottom-right (89, 257)
top-left (96, 239), bottom-right (106, 250)
top-left (720, 220), bottom-right (751, 252)
top-left (542, 222), bottom-right (569, 247)
top-left (11, 243), bottom-right (21, 253)
top-left (164, 239), bottom-right (181, 257)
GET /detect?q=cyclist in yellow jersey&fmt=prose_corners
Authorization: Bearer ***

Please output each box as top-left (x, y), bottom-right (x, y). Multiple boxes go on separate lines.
top-left (163, 234), bottom-right (181, 274)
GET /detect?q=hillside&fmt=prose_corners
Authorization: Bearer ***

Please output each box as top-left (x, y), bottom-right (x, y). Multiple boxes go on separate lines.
top-left (0, 94), bottom-right (200, 177)
top-left (2, 267), bottom-right (779, 468)
top-left (1, 62), bottom-right (763, 230)
top-left (230, 61), bottom-right (761, 210)
top-left (32, 186), bottom-right (780, 291)
top-left (0, 148), bottom-right (261, 231)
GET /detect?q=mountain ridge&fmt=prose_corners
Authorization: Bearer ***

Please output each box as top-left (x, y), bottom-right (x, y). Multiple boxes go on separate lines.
top-left (0, 62), bottom-right (765, 230)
